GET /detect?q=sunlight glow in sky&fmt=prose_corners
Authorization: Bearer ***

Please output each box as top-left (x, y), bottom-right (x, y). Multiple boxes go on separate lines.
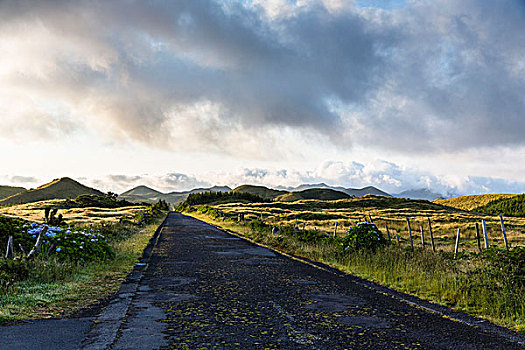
top-left (0, 0), bottom-right (524, 195)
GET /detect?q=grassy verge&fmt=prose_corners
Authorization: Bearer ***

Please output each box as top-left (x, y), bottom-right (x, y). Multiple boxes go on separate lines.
top-left (189, 210), bottom-right (525, 334)
top-left (0, 215), bottom-right (165, 323)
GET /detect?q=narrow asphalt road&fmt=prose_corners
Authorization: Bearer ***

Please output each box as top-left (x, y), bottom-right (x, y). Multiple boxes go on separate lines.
top-left (3, 212), bottom-right (524, 349)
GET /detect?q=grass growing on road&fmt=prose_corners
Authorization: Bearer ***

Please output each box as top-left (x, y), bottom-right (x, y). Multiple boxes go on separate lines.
top-left (189, 204), bottom-right (525, 334)
top-left (0, 217), bottom-right (165, 323)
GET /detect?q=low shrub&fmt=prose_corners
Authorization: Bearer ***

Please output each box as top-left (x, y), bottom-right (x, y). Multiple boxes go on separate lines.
top-left (338, 222), bottom-right (387, 252)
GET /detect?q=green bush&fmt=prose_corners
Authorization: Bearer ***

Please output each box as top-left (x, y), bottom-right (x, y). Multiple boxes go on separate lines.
top-left (0, 259), bottom-right (30, 292)
top-left (179, 191), bottom-right (267, 210)
top-left (74, 193), bottom-right (136, 208)
top-left (338, 222), bottom-right (387, 252)
top-left (0, 216), bottom-right (33, 253)
top-left (46, 228), bottom-right (115, 262)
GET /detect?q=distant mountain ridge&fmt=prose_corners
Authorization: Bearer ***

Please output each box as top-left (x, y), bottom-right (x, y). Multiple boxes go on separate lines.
top-left (232, 184), bottom-right (391, 201)
top-left (394, 188), bottom-right (443, 201)
top-left (0, 177), bottom-right (103, 205)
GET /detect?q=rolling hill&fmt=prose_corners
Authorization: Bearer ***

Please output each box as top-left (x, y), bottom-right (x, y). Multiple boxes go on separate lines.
top-left (231, 185), bottom-right (287, 200)
top-left (119, 185), bottom-right (232, 204)
top-left (0, 177), bottom-right (103, 205)
top-left (275, 188), bottom-right (350, 202)
top-left (344, 186), bottom-right (391, 197)
top-left (0, 185), bottom-right (26, 200)
top-left (434, 194), bottom-right (518, 211)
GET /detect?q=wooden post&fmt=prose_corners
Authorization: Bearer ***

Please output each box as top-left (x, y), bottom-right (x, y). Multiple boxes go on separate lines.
top-left (396, 231), bottom-right (400, 244)
top-left (333, 222), bottom-right (338, 238)
top-left (5, 235), bottom-right (13, 259)
top-left (482, 219), bottom-right (489, 249)
top-left (420, 225), bottom-right (425, 249)
top-left (363, 216), bottom-right (368, 223)
top-left (427, 218), bottom-right (435, 252)
top-left (385, 224), bottom-right (391, 243)
top-left (499, 214), bottom-right (509, 251)
top-left (475, 223), bottom-right (482, 252)
top-left (454, 228), bottom-right (461, 258)
top-left (368, 214), bottom-right (374, 224)
top-left (28, 226), bottom-right (48, 258)
top-left (406, 218), bottom-right (414, 249)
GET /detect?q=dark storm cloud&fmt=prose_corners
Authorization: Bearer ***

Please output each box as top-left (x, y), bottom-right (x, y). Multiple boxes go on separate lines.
top-left (1, 0), bottom-right (524, 154)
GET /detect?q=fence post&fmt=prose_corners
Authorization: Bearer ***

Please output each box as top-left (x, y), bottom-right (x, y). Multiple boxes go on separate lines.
top-left (499, 214), bottom-right (509, 251)
top-left (420, 225), bottom-right (425, 249)
top-left (5, 235), bottom-right (13, 259)
top-left (427, 218), bottom-right (435, 252)
top-left (482, 219), bottom-right (489, 249)
top-left (385, 224), bottom-right (391, 243)
top-left (406, 217), bottom-right (414, 249)
top-left (333, 222), bottom-right (338, 238)
top-left (368, 214), bottom-right (374, 224)
top-left (454, 228), bottom-right (461, 258)
top-left (475, 222), bottom-right (482, 252)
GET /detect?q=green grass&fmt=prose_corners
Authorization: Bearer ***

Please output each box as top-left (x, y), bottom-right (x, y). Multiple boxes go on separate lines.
top-left (189, 204), bottom-right (525, 334)
top-left (0, 216), bottom-right (165, 322)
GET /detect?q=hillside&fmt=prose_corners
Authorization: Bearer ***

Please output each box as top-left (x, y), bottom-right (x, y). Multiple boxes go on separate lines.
top-left (232, 185), bottom-right (287, 200)
top-left (344, 186), bottom-right (391, 197)
top-left (120, 185), bottom-right (232, 205)
top-left (434, 194), bottom-right (517, 211)
top-left (0, 177), bottom-right (103, 205)
top-left (472, 194), bottom-right (525, 217)
top-left (0, 185), bottom-right (26, 200)
top-left (275, 188), bottom-right (350, 202)
top-left (121, 185), bottom-right (162, 197)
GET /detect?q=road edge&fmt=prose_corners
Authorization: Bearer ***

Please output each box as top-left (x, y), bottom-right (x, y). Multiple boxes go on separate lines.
top-left (79, 213), bottom-right (169, 350)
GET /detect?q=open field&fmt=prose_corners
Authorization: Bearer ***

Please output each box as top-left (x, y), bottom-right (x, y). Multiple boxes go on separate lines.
top-left (0, 199), bottom-right (146, 226)
top-left (209, 196), bottom-right (525, 251)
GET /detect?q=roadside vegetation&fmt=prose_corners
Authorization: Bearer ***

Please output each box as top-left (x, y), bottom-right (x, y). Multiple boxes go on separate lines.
top-left (0, 196), bottom-right (169, 322)
top-left (181, 194), bottom-right (525, 333)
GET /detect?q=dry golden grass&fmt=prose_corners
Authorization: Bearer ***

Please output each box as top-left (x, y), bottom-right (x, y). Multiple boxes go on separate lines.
top-left (0, 199), bottom-right (146, 226)
top-left (434, 194), bottom-right (518, 211)
top-left (210, 196), bottom-right (525, 252)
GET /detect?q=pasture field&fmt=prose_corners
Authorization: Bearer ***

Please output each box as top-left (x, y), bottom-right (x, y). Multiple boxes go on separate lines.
top-left (185, 195), bottom-right (525, 333)
top-left (209, 196), bottom-right (525, 251)
top-left (0, 199), bottom-right (146, 226)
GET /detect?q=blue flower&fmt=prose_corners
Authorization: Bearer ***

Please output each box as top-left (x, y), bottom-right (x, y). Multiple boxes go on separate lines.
top-left (56, 247), bottom-right (61, 252)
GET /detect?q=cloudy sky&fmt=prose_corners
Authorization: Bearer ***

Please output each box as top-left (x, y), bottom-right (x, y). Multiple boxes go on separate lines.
top-left (1, 0), bottom-right (524, 195)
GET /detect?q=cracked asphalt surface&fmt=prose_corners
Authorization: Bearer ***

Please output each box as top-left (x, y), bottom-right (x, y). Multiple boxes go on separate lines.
top-left (5, 212), bottom-right (524, 349)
